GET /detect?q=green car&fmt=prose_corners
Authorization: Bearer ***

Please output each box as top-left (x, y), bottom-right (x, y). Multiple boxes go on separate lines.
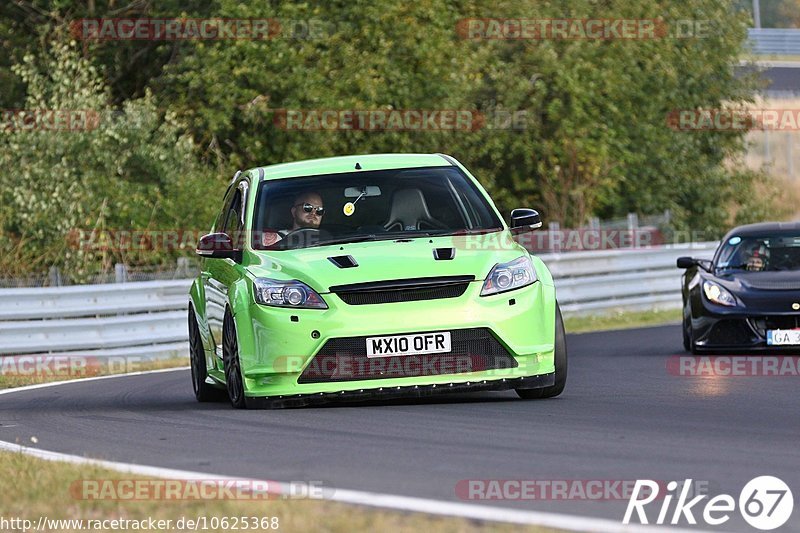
top-left (189, 153), bottom-right (566, 408)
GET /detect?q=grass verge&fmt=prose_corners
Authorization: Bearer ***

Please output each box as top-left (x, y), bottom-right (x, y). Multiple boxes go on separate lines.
top-left (0, 356), bottom-right (187, 390)
top-left (564, 308), bottom-right (681, 334)
top-left (1, 450), bottom-right (555, 533)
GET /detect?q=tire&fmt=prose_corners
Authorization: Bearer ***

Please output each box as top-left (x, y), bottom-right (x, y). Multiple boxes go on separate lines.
top-left (188, 307), bottom-right (224, 402)
top-left (516, 303), bottom-right (567, 399)
top-left (223, 310), bottom-right (248, 409)
top-left (683, 309), bottom-right (704, 354)
top-left (682, 312), bottom-right (691, 352)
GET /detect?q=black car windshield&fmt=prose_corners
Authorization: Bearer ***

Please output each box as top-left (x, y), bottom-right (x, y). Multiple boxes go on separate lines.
top-left (715, 234), bottom-right (800, 273)
top-left (251, 166), bottom-right (503, 250)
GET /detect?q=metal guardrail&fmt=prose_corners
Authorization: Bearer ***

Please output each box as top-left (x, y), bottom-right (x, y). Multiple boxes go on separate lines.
top-left (0, 243), bottom-right (718, 359)
top-left (540, 242), bottom-right (717, 314)
top-left (0, 280), bottom-right (191, 359)
top-left (748, 28), bottom-right (800, 56)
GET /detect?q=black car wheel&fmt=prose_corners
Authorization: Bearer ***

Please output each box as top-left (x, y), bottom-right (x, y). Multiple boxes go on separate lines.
top-left (189, 307), bottom-right (223, 402)
top-left (683, 312), bottom-right (692, 352)
top-left (683, 313), bottom-right (704, 354)
top-left (516, 303), bottom-right (567, 399)
top-left (223, 310), bottom-right (248, 409)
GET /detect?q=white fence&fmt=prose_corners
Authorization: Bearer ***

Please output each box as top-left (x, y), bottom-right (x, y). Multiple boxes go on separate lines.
top-left (0, 243), bottom-right (718, 359)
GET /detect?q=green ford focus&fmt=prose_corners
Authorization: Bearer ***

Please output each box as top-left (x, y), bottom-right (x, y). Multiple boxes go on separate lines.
top-left (188, 153), bottom-right (566, 408)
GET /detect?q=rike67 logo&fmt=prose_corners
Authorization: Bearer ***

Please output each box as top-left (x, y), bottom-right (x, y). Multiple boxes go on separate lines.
top-left (624, 476), bottom-right (793, 530)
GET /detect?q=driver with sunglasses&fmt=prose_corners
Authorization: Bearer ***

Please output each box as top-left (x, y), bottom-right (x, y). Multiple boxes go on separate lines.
top-left (290, 191), bottom-right (325, 230)
top-left (261, 192), bottom-right (325, 247)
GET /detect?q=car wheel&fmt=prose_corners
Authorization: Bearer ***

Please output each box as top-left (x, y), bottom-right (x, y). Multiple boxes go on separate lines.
top-left (189, 307), bottom-right (223, 402)
top-left (516, 303), bottom-right (567, 399)
top-left (682, 313), bottom-right (691, 352)
top-left (223, 310), bottom-right (248, 409)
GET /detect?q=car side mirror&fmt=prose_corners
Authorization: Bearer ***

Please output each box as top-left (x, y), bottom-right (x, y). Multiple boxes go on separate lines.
top-left (510, 208), bottom-right (542, 235)
top-left (677, 256), bottom-right (712, 272)
top-left (197, 232), bottom-right (238, 260)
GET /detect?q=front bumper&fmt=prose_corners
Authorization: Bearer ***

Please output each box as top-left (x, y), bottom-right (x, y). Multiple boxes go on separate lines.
top-left (246, 373), bottom-right (556, 408)
top-left (693, 310), bottom-right (800, 352)
top-left (232, 280), bottom-right (557, 397)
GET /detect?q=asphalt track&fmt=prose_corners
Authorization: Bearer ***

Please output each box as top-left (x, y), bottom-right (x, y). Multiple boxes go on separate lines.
top-left (3, 324), bottom-right (800, 532)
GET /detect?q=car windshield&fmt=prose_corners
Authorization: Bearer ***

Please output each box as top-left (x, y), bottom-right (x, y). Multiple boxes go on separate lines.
top-left (251, 166), bottom-right (504, 250)
top-left (715, 234), bottom-right (800, 273)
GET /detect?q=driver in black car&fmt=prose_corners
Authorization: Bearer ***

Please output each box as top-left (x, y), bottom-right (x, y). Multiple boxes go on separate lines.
top-left (261, 191), bottom-right (325, 247)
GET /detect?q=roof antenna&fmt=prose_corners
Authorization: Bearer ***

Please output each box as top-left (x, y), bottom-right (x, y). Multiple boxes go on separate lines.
top-left (355, 162), bottom-right (362, 170)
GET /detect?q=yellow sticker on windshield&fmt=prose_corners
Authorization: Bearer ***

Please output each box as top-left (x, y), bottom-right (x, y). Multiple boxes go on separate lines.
top-left (343, 202), bottom-right (355, 217)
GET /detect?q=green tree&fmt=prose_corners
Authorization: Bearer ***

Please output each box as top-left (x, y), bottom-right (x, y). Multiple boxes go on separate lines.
top-left (0, 40), bottom-right (220, 279)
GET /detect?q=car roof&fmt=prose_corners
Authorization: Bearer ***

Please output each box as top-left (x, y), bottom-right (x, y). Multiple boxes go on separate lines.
top-left (248, 153), bottom-right (455, 182)
top-left (724, 221), bottom-right (800, 238)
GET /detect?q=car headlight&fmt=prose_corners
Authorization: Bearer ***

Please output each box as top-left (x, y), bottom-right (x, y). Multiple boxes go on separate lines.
top-left (253, 278), bottom-right (328, 309)
top-left (702, 280), bottom-right (736, 307)
top-left (481, 256), bottom-right (537, 296)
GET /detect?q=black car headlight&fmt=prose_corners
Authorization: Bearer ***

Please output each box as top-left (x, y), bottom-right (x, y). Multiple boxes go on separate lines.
top-left (253, 278), bottom-right (328, 309)
top-left (481, 256), bottom-right (537, 296)
top-left (702, 280), bottom-right (737, 307)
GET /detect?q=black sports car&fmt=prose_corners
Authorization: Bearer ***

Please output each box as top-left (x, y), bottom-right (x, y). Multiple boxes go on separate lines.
top-left (677, 222), bottom-right (800, 353)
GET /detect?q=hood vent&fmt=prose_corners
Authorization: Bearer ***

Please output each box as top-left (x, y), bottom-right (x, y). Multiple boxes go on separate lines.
top-left (433, 247), bottom-right (455, 260)
top-left (328, 255), bottom-right (358, 269)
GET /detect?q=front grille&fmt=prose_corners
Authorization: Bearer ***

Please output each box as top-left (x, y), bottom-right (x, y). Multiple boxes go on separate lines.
top-left (749, 316), bottom-right (800, 338)
top-left (707, 319), bottom-right (755, 345)
top-left (297, 328), bottom-right (517, 384)
top-left (742, 280), bottom-right (800, 290)
top-left (331, 276), bottom-right (473, 305)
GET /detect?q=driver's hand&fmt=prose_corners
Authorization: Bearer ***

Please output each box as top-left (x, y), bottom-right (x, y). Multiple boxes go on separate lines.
top-left (261, 231), bottom-right (281, 247)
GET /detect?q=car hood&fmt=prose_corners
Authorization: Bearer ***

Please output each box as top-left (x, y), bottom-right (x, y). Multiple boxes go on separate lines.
top-left (711, 270), bottom-right (800, 310)
top-left (246, 233), bottom-right (528, 293)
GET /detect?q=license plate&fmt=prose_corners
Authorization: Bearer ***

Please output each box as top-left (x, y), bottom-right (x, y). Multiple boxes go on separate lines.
top-left (767, 329), bottom-right (800, 346)
top-left (366, 332), bottom-right (452, 358)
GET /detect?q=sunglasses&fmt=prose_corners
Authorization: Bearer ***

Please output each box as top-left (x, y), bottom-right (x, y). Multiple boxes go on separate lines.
top-left (295, 202), bottom-right (325, 215)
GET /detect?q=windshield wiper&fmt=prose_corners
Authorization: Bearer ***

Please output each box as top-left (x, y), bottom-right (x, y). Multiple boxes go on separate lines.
top-left (432, 227), bottom-right (503, 237)
top-left (311, 234), bottom-right (380, 247)
top-left (311, 229), bottom-right (466, 248)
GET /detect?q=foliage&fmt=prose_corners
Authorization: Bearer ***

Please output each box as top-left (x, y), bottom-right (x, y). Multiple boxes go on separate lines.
top-left (0, 0), bottom-right (784, 278)
top-left (0, 41), bottom-right (220, 279)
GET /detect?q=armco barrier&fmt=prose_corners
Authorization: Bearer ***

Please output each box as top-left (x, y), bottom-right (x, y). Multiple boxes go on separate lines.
top-left (540, 242), bottom-right (717, 314)
top-left (748, 28), bottom-right (800, 56)
top-left (0, 243), bottom-right (718, 359)
top-left (0, 280), bottom-right (192, 359)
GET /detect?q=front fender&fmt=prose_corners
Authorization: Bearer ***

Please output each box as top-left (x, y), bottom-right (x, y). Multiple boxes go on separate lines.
top-left (228, 276), bottom-right (258, 372)
top-left (189, 277), bottom-right (212, 352)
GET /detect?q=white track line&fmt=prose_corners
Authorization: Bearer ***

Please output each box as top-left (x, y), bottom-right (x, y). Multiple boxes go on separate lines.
top-left (1, 370), bottom-right (705, 533)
